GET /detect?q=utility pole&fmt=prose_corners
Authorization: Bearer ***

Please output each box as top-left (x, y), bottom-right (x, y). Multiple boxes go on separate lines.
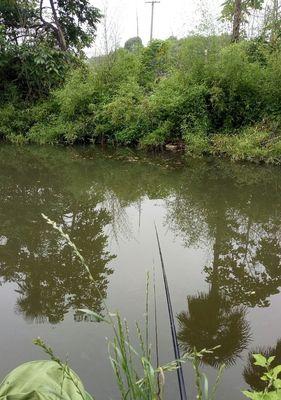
top-left (145, 1), bottom-right (160, 41)
top-left (136, 9), bottom-right (139, 37)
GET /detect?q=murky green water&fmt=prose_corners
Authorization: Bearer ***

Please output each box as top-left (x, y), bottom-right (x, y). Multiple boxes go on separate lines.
top-left (0, 145), bottom-right (281, 399)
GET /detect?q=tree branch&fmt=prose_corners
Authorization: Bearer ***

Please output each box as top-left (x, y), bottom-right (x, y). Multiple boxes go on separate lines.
top-left (48, 0), bottom-right (67, 50)
top-left (39, 0), bottom-right (67, 50)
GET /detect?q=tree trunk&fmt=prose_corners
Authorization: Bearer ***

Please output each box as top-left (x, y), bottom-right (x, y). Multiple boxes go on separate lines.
top-left (49, 0), bottom-right (67, 51)
top-left (271, 0), bottom-right (279, 43)
top-left (39, 0), bottom-right (67, 50)
top-left (211, 216), bottom-right (223, 298)
top-left (232, 0), bottom-right (243, 42)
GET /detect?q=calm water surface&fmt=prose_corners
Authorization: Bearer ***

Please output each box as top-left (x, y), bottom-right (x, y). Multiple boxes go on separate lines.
top-left (0, 145), bottom-right (281, 399)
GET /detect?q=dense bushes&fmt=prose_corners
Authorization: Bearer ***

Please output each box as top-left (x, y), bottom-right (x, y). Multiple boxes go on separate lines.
top-left (1, 35), bottom-right (281, 162)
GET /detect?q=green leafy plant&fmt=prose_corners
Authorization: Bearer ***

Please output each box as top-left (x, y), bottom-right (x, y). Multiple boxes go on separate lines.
top-left (243, 354), bottom-right (281, 400)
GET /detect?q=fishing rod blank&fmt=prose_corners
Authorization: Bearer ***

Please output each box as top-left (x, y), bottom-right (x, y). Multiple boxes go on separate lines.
top-left (154, 224), bottom-right (188, 400)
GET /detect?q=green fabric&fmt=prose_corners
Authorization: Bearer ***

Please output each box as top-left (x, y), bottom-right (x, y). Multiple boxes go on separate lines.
top-left (0, 360), bottom-right (93, 400)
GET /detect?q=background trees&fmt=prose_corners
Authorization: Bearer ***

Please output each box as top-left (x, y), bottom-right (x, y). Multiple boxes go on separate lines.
top-left (0, 0), bottom-right (101, 100)
top-left (0, 1), bottom-right (281, 162)
top-left (0, 0), bottom-right (101, 51)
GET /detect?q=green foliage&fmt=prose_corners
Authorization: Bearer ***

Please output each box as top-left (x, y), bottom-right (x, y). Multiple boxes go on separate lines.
top-left (138, 39), bottom-right (171, 87)
top-left (0, 0), bottom-right (101, 52)
top-left (211, 124), bottom-right (281, 164)
top-left (243, 354), bottom-right (281, 400)
top-left (264, 51), bottom-right (281, 116)
top-left (97, 80), bottom-right (145, 145)
top-left (209, 43), bottom-right (265, 127)
top-left (221, 0), bottom-right (265, 23)
top-left (0, 43), bottom-right (74, 101)
top-left (54, 0), bottom-right (102, 51)
top-left (124, 37), bottom-right (143, 52)
top-left (0, 0), bottom-right (101, 102)
top-left (1, 33), bottom-right (281, 163)
top-left (191, 348), bottom-right (225, 400)
top-left (184, 132), bottom-right (211, 156)
top-left (140, 121), bottom-right (172, 148)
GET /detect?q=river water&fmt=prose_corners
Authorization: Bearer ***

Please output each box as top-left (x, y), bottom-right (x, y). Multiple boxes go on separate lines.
top-left (0, 144), bottom-right (281, 399)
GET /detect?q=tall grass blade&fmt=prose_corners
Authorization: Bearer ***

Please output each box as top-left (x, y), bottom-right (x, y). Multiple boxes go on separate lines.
top-left (154, 223), bottom-right (188, 400)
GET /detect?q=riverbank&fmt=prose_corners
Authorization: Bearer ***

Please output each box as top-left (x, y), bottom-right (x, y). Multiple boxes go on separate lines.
top-left (1, 124), bottom-right (281, 165)
top-left (1, 36), bottom-right (280, 164)
top-left (186, 124), bottom-right (281, 164)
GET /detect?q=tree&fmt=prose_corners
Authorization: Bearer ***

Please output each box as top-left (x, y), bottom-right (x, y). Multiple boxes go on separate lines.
top-left (98, 2), bottom-right (120, 56)
top-left (0, 0), bottom-right (102, 52)
top-left (262, 0), bottom-right (281, 44)
top-left (0, 0), bottom-right (38, 44)
top-left (221, 0), bottom-right (264, 41)
top-left (124, 37), bottom-right (143, 52)
top-left (139, 40), bottom-right (170, 86)
top-left (177, 292), bottom-right (251, 367)
top-left (233, 0), bottom-right (243, 41)
top-left (0, 0), bottom-right (101, 100)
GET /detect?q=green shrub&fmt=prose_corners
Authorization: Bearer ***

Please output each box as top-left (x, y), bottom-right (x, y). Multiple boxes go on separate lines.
top-left (264, 51), bottom-right (281, 116)
top-left (54, 69), bottom-right (98, 120)
top-left (243, 354), bottom-right (281, 400)
top-left (0, 104), bottom-right (34, 140)
top-left (211, 126), bottom-right (281, 164)
top-left (140, 121), bottom-right (173, 148)
top-left (1, 35), bottom-right (281, 163)
top-left (206, 42), bottom-right (265, 130)
top-left (184, 132), bottom-right (210, 156)
top-left (138, 40), bottom-right (171, 87)
top-left (94, 80), bottom-right (145, 145)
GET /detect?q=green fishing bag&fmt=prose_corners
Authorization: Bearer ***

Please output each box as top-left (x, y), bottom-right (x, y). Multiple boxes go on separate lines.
top-left (0, 360), bottom-right (93, 400)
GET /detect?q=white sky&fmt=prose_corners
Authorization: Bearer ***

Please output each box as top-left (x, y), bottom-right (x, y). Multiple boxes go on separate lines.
top-left (89, 0), bottom-right (223, 56)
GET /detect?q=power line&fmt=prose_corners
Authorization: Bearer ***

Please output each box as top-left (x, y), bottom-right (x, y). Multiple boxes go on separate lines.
top-left (145, 1), bottom-right (160, 41)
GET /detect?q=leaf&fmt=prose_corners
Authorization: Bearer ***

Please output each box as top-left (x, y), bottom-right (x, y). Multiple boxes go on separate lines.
top-left (77, 309), bottom-right (109, 323)
top-left (242, 390), bottom-right (259, 399)
top-left (268, 356), bottom-right (276, 366)
top-left (253, 354), bottom-right (268, 368)
top-left (273, 379), bottom-right (281, 389)
top-left (201, 372), bottom-right (209, 400)
top-left (271, 365), bottom-right (281, 379)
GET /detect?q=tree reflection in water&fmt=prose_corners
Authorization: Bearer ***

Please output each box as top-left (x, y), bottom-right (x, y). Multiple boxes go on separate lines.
top-left (177, 292), bottom-right (251, 367)
top-left (171, 160), bottom-right (281, 368)
top-left (0, 145), bottom-right (281, 342)
top-left (0, 147), bottom-right (116, 324)
top-left (166, 160), bottom-right (281, 309)
top-left (2, 205), bottom-right (115, 324)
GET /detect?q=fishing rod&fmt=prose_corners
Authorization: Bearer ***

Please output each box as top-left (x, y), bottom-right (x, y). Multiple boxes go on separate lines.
top-left (153, 263), bottom-right (161, 398)
top-left (154, 223), bottom-right (188, 400)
